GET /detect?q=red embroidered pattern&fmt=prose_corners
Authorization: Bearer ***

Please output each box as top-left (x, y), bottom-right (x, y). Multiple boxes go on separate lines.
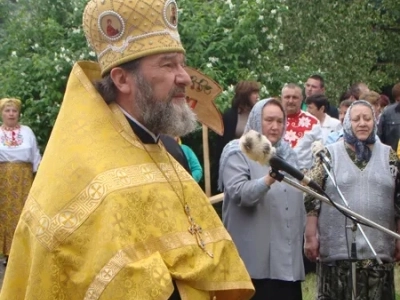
top-left (284, 111), bottom-right (318, 148)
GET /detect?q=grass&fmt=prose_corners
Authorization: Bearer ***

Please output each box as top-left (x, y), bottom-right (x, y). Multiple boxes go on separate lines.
top-left (302, 265), bottom-right (400, 300)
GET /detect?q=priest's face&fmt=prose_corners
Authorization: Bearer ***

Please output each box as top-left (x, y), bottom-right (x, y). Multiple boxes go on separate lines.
top-left (133, 52), bottom-right (197, 137)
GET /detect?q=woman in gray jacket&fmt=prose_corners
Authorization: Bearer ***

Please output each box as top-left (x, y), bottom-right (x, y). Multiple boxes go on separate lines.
top-left (219, 98), bottom-right (306, 300)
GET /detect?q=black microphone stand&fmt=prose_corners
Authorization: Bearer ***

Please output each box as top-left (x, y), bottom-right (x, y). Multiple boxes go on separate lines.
top-left (269, 167), bottom-right (400, 300)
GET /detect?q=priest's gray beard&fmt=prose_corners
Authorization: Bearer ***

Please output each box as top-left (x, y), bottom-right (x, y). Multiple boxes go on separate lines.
top-left (133, 74), bottom-right (197, 137)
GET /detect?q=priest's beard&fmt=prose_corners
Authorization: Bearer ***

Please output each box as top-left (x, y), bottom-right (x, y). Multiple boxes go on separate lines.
top-left (133, 74), bottom-right (197, 137)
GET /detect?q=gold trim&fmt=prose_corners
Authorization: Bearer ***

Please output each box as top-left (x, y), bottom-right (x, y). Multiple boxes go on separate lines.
top-left (84, 227), bottom-right (231, 300)
top-left (23, 161), bottom-right (193, 250)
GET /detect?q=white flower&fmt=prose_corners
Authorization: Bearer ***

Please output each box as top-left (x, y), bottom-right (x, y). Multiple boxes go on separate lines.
top-left (65, 57), bottom-right (71, 63)
top-left (227, 84), bottom-right (235, 92)
top-left (284, 65), bottom-right (290, 71)
top-left (256, 0), bottom-right (261, 3)
top-left (277, 16), bottom-right (282, 25)
top-left (260, 86), bottom-right (268, 95)
top-left (226, 0), bottom-right (234, 9)
top-left (223, 28), bottom-right (230, 34)
top-left (72, 28), bottom-right (81, 34)
top-left (206, 63), bottom-right (212, 68)
top-left (258, 15), bottom-right (264, 21)
top-left (61, 47), bottom-right (65, 52)
top-left (11, 51), bottom-right (17, 57)
top-left (271, 9), bottom-right (277, 15)
top-left (79, 53), bottom-right (85, 60)
top-left (34, 43), bottom-right (39, 48)
top-left (208, 57), bottom-right (219, 63)
top-left (285, 130), bottom-right (298, 143)
top-left (298, 116), bottom-right (311, 128)
top-left (262, 27), bottom-right (268, 33)
top-left (216, 16), bottom-right (221, 24)
top-left (279, 43), bottom-right (284, 50)
top-left (89, 51), bottom-right (96, 57)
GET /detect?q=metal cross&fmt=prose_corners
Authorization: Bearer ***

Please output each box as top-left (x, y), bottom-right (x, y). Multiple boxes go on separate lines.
top-left (184, 204), bottom-right (214, 258)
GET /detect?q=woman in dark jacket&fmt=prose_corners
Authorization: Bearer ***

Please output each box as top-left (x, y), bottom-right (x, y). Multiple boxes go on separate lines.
top-left (215, 81), bottom-right (260, 166)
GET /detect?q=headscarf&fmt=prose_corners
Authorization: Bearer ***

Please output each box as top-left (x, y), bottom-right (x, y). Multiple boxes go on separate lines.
top-left (218, 98), bottom-right (298, 190)
top-left (342, 100), bottom-right (377, 163)
top-left (0, 98), bottom-right (22, 112)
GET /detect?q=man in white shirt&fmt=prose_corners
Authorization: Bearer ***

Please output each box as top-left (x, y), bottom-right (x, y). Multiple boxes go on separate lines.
top-left (306, 93), bottom-right (342, 143)
top-left (304, 75), bottom-right (338, 119)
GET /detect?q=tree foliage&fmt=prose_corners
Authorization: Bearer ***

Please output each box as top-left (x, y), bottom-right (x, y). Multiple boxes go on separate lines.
top-left (0, 0), bottom-right (399, 192)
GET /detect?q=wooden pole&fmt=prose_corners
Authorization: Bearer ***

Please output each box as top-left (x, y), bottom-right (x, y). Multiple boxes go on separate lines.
top-left (202, 124), bottom-right (211, 197)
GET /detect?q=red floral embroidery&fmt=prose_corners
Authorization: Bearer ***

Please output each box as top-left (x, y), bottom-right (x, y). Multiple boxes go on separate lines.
top-left (284, 111), bottom-right (318, 148)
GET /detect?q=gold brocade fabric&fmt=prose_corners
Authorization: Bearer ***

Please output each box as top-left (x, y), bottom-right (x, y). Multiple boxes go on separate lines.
top-left (0, 61), bottom-right (254, 300)
top-left (0, 162), bottom-right (33, 256)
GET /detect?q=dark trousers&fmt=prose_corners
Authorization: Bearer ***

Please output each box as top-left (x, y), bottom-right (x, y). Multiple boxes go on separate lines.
top-left (168, 281), bottom-right (181, 300)
top-left (251, 278), bottom-right (303, 300)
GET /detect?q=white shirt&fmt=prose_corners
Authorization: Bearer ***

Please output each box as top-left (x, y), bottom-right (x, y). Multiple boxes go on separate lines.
top-left (320, 114), bottom-right (342, 143)
top-left (0, 125), bottom-right (41, 172)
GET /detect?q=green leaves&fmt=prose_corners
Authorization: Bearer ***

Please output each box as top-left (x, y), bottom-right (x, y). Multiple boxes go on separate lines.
top-left (0, 0), bottom-right (399, 155)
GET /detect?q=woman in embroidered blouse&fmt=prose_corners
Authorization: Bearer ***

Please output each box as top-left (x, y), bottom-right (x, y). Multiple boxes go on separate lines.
top-left (304, 100), bottom-right (400, 299)
top-left (219, 98), bottom-right (305, 300)
top-left (0, 98), bottom-right (41, 265)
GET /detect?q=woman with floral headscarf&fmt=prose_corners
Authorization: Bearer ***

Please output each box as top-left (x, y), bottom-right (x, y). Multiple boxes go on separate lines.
top-left (219, 98), bottom-right (305, 300)
top-left (304, 100), bottom-right (400, 299)
top-left (0, 98), bottom-right (41, 266)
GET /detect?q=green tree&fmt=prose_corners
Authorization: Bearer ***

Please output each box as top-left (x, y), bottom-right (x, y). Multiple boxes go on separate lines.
top-left (0, 0), bottom-right (399, 194)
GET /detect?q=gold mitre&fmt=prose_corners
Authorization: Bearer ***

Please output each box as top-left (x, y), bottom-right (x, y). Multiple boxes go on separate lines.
top-left (83, 0), bottom-right (184, 76)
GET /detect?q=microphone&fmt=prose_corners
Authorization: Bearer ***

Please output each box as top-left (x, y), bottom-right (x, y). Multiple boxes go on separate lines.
top-left (311, 141), bottom-right (331, 166)
top-left (269, 156), bottom-right (323, 192)
top-left (239, 130), bottom-right (323, 192)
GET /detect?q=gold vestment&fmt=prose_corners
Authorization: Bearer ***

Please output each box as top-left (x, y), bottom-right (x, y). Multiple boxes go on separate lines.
top-left (0, 61), bottom-right (254, 300)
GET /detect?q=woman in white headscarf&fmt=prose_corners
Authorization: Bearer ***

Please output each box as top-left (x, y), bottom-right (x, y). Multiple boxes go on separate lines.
top-left (219, 98), bottom-right (305, 300)
top-left (304, 100), bottom-right (400, 299)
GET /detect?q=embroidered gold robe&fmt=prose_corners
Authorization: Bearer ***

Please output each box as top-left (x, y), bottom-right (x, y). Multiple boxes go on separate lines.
top-left (0, 61), bottom-right (254, 300)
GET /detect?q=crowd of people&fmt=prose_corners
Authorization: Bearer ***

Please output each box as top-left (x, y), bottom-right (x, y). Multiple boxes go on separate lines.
top-left (217, 77), bottom-right (400, 299)
top-left (0, 0), bottom-right (400, 299)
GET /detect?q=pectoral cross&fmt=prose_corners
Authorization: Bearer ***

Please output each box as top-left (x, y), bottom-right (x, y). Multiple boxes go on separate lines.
top-left (184, 204), bottom-right (214, 258)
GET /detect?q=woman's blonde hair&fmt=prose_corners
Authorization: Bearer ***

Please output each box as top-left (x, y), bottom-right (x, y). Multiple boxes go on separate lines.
top-left (0, 98), bottom-right (22, 112)
top-left (359, 91), bottom-right (380, 106)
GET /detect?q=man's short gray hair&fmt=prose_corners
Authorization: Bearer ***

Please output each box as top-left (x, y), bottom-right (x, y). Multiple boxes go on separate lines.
top-left (93, 59), bottom-right (142, 103)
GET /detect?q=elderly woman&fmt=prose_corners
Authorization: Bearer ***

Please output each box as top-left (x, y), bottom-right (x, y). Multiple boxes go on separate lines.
top-left (304, 100), bottom-right (400, 299)
top-left (219, 98), bottom-right (305, 300)
top-left (0, 98), bottom-right (41, 265)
